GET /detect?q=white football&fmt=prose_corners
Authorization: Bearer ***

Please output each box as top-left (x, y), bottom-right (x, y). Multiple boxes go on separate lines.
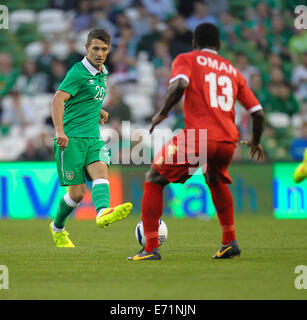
top-left (135, 219), bottom-right (168, 247)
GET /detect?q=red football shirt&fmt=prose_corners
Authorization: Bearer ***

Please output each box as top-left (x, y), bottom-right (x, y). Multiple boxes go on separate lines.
top-left (170, 49), bottom-right (262, 143)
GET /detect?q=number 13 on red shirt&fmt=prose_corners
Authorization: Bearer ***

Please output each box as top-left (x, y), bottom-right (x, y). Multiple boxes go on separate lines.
top-left (205, 72), bottom-right (234, 111)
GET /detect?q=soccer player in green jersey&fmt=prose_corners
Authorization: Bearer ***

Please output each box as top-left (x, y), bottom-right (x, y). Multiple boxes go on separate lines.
top-left (49, 29), bottom-right (132, 247)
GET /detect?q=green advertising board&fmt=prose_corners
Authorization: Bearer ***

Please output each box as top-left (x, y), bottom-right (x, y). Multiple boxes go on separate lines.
top-left (120, 163), bottom-right (273, 218)
top-left (0, 162), bottom-right (305, 219)
top-left (273, 163), bottom-right (307, 219)
top-left (164, 164), bottom-right (273, 218)
top-left (0, 162), bottom-right (66, 219)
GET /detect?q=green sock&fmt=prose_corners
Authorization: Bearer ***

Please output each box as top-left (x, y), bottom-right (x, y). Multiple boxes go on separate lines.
top-left (54, 194), bottom-right (77, 229)
top-left (92, 180), bottom-right (110, 214)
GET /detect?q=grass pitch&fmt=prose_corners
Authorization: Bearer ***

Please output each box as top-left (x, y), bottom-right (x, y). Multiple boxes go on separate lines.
top-left (0, 215), bottom-right (307, 300)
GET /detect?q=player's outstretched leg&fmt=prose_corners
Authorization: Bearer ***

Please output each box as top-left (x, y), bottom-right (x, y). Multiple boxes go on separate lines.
top-left (294, 148), bottom-right (307, 183)
top-left (89, 178), bottom-right (133, 228)
top-left (96, 202), bottom-right (133, 228)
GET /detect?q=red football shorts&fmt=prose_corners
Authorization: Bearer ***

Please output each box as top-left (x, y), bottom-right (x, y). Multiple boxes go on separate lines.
top-left (153, 128), bottom-right (235, 184)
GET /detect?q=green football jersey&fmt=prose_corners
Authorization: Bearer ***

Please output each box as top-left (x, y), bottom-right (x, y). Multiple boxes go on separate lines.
top-left (57, 57), bottom-right (108, 138)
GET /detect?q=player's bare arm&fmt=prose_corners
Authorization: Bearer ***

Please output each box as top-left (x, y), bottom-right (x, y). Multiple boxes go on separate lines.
top-left (241, 109), bottom-right (265, 161)
top-left (51, 90), bottom-right (71, 151)
top-left (150, 78), bottom-right (189, 133)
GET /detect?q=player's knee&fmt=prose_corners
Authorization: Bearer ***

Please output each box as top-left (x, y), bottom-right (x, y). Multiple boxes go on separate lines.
top-left (145, 169), bottom-right (169, 186)
top-left (69, 189), bottom-right (86, 203)
top-left (70, 194), bottom-right (84, 203)
top-left (144, 170), bottom-right (152, 182)
top-left (145, 170), bottom-right (155, 183)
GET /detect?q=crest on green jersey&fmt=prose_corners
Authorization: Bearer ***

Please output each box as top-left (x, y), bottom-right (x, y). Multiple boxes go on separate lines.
top-left (66, 171), bottom-right (74, 181)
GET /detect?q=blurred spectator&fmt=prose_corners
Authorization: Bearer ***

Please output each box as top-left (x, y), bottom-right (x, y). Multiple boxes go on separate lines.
top-left (240, 4), bottom-right (271, 50)
top-left (92, 11), bottom-right (117, 40)
top-left (291, 52), bottom-right (307, 102)
top-left (48, 60), bottom-right (67, 93)
top-left (110, 26), bottom-right (137, 82)
top-left (49, 0), bottom-right (79, 11)
top-left (112, 12), bottom-right (131, 37)
top-left (240, 7), bottom-right (260, 43)
top-left (249, 73), bottom-right (270, 109)
top-left (186, 1), bottom-right (217, 31)
top-left (137, 14), bottom-right (162, 59)
top-left (160, 26), bottom-right (175, 46)
top-left (1, 90), bottom-right (35, 132)
top-left (218, 12), bottom-right (239, 47)
top-left (92, 0), bottom-right (111, 12)
top-left (110, 0), bottom-right (134, 11)
top-left (108, 2), bottom-right (133, 24)
top-left (261, 124), bottom-right (290, 161)
top-left (252, 2), bottom-right (271, 40)
top-left (152, 41), bottom-right (172, 111)
top-left (278, 82), bottom-right (300, 116)
top-left (131, 3), bottom-right (152, 41)
top-left (36, 130), bottom-right (54, 161)
top-left (268, 81), bottom-right (300, 116)
top-left (17, 138), bottom-right (42, 161)
top-left (169, 14), bottom-right (193, 58)
top-left (288, 29), bottom-right (307, 63)
top-left (290, 121), bottom-right (307, 161)
top-left (104, 86), bottom-right (132, 122)
top-left (15, 60), bottom-right (49, 95)
top-left (268, 52), bottom-right (282, 68)
top-left (266, 82), bottom-right (280, 109)
top-left (265, 52), bottom-right (292, 81)
top-left (44, 114), bottom-right (54, 129)
top-left (141, 0), bottom-right (176, 21)
top-left (152, 41), bottom-right (171, 70)
top-left (235, 52), bottom-right (259, 87)
top-left (35, 41), bottom-right (55, 75)
top-left (205, 0), bottom-right (228, 18)
top-left (0, 53), bottom-right (19, 100)
top-left (65, 39), bottom-right (83, 70)
top-left (268, 66), bottom-right (285, 84)
top-left (176, 0), bottom-right (199, 18)
top-left (73, 0), bottom-right (92, 32)
top-left (266, 15), bottom-right (291, 59)
top-left (153, 64), bottom-right (171, 112)
top-left (254, 1), bottom-right (271, 27)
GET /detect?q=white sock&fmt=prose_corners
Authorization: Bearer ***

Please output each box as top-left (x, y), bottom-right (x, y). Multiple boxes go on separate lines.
top-left (97, 208), bottom-right (108, 218)
top-left (52, 221), bottom-right (65, 233)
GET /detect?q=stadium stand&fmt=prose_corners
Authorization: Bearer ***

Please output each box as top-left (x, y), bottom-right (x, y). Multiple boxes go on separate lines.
top-left (0, 0), bottom-right (306, 162)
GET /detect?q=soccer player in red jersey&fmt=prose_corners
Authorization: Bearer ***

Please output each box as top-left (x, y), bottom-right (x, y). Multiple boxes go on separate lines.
top-left (128, 23), bottom-right (265, 261)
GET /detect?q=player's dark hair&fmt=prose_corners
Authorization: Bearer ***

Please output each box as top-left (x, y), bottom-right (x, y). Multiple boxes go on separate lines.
top-left (193, 23), bottom-right (220, 51)
top-left (87, 29), bottom-right (111, 46)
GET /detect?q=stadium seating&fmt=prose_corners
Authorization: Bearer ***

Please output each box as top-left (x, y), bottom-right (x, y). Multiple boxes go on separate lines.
top-left (0, 1), bottom-right (305, 161)
top-left (9, 9), bottom-right (36, 32)
top-left (25, 41), bottom-right (43, 58)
